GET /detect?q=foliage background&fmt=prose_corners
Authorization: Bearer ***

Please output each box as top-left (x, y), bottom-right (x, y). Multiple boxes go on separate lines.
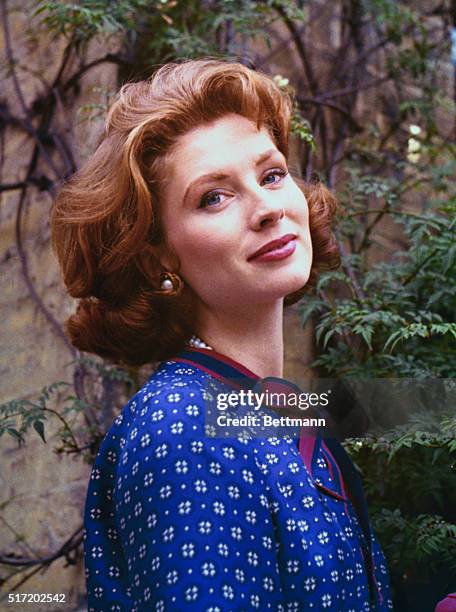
top-left (0, 0), bottom-right (455, 610)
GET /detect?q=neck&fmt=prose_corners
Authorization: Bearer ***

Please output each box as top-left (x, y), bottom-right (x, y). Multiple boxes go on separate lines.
top-left (196, 300), bottom-right (284, 378)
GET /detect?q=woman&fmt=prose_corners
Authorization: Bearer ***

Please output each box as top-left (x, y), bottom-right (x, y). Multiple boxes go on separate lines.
top-left (51, 59), bottom-right (393, 611)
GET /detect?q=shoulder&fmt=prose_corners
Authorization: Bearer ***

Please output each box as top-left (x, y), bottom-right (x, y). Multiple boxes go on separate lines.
top-left (124, 359), bottom-right (212, 437)
top-left (106, 360), bottom-right (210, 438)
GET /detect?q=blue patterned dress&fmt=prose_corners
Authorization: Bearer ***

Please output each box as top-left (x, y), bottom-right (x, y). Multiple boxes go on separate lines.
top-left (84, 347), bottom-right (393, 611)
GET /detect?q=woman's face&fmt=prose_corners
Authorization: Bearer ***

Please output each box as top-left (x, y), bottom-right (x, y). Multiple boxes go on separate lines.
top-left (158, 113), bottom-right (312, 310)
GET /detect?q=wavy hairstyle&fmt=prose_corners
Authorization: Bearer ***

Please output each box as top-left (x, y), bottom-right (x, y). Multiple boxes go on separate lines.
top-left (51, 58), bottom-right (340, 366)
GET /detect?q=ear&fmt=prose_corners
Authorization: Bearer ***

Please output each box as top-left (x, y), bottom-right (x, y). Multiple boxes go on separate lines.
top-left (147, 242), bottom-right (178, 272)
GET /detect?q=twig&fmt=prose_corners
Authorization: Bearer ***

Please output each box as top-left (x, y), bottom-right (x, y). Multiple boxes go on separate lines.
top-left (0, 525), bottom-right (83, 569)
top-left (0, 0), bottom-right (61, 180)
top-left (14, 151), bottom-right (76, 355)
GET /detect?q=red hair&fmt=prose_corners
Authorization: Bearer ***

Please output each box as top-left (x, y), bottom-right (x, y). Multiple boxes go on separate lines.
top-left (51, 58), bottom-right (340, 366)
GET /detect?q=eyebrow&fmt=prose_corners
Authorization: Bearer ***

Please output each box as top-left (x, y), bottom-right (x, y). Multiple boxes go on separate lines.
top-left (183, 148), bottom-right (284, 203)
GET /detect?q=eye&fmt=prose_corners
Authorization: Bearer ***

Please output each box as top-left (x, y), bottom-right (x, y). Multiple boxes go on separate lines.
top-left (262, 168), bottom-right (288, 185)
top-left (199, 191), bottom-right (226, 209)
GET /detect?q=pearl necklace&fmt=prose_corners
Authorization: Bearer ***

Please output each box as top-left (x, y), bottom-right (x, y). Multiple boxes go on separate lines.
top-left (188, 335), bottom-right (213, 350)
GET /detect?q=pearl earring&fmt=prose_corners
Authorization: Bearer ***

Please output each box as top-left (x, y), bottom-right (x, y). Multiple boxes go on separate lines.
top-left (161, 277), bottom-right (174, 291)
top-left (155, 272), bottom-right (183, 297)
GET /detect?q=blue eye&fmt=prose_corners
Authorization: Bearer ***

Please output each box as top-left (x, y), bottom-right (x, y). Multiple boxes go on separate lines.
top-left (263, 169), bottom-right (287, 184)
top-left (199, 191), bottom-right (224, 208)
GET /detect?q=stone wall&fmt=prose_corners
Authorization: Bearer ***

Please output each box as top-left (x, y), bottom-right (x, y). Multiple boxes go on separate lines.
top-left (0, 3), bottom-right (118, 607)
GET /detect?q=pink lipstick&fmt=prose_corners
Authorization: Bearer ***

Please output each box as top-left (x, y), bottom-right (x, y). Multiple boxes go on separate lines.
top-left (248, 234), bottom-right (297, 263)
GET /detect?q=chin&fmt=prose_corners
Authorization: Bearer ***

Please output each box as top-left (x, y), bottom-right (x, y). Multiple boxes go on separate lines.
top-left (257, 272), bottom-right (311, 303)
top-left (279, 267), bottom-right (311, 294)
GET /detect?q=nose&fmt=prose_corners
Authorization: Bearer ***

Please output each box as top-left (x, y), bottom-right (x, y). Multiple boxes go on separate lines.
top-left (249, 192), bottom-right (286, 231)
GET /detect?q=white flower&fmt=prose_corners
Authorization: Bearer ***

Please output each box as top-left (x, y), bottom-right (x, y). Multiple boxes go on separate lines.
top-left (91, 546), bottom-right (103, 559)
top-left (263, 576), bottom-right (274, 591)
top-left (321, 593), bottom-right (332, 608)
top-left (204, 424), bottom-right (216, 437)
top-left (185, 585), bottom-right (198, 601)
top-left (198, 520), bottom-right (212, 535)
top-left (286, 559), bottom-right (300, 573)
top-left (146, 513), bottom-right (157, 528)
top-left (317, 530), bottom-right (330, 545)
top-left (159, 484), bottom-right (172, 499)
top-left (209, 461), bottom-right (222, 475)
top-left (273, 74), bottom-right (290, 88)
top-left (108, 565), bottom-right (120, 577)
top-left (228, 485), bottom-right (240, 499)
top-left (190, 440), bottom-right (203, 453)
top-left (245, 510), bottom-right (256, 523)
top-left (222, 445), bottom-right (236, 459)
top-left (151, 556), bottom-right (160, 571)
top-left (94, 586), bottom-right (103, 598)
top-left (247, 550), bottom-right (259, 566)
top-left (278, 483), bottom-right (293, 497)
top-left (167, 392), bottom-right (181, 403)
top-left (286, 518), bottom-right (297, 531)
top-left (242, 469), bottom-right (254, 484)
top-left (409, 124), bottom-right (421, 135)
top-left (166, 570), bottom-right (178, 584)
top-left (407, 137), bottom-right (421, 153)
top-left (144, 472), bottom-right (154, 486)
top-left (266, 453), bottom-right (279, 464)
top-left (186, 404), bottom-right (199, 416)
top-left (231, 526), bottom-right (243, 541)
top-left (155, 443), bottom-right (168, 459)
top-left (175, 459), bottom-right (188, 474)
top-left (213, 501), bottom-right (225, 515)
top-left (178, 500), bottom-right (192, 514)
top-left (288, 461), bottom-right (299, 473)
top-left (201, 561), bottom-right (216, 577)
top-left (304, 576), bottom-right (316, 591)
top-left (181, 542), bottom-right (195, 557)
top-left (301, 495), bottom-right (315, 509)
top-left (140, 433), bottom-right (151, 447)
top-left (170, 421), bottom-right (184, 434)
top-left (194, 479), bottom-right (208, 493)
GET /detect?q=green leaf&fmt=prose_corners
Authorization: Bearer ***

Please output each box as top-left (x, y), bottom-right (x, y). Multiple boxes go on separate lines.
top-left (33, 420), bottom-right (46, 443)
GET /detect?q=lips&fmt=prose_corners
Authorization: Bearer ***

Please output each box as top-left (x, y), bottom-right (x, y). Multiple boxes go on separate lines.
top-left (248, 234), bottom-right (297, 262)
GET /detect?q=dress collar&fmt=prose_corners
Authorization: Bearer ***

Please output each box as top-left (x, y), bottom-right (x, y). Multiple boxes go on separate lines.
top-left (172, 346), bottom-right (321, 469)
top-left (173, 346), bottom-right (305, 396)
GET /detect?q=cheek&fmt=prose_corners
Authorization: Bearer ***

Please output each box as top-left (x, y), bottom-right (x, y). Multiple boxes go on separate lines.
top-left (172, 222), bottom-right (233, 278)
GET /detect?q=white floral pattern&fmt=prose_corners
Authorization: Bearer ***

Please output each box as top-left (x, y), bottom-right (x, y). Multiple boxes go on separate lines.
top-left (84, 360), bottom-right (393, 611)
